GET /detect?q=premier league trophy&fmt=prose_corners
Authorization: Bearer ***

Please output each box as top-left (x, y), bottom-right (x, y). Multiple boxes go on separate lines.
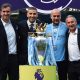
top-left (28, 23), bottom-right (56, 66)
top-left (34, 32), bottom-right (47, 65)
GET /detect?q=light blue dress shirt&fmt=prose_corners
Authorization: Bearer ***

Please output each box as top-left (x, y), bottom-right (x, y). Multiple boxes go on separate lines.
top-left (45, 22), bottom-right (68, 61)
top-left (28, 36), bottom-right (56, 66)
top-left (1, 19), bottom-right (17, 54)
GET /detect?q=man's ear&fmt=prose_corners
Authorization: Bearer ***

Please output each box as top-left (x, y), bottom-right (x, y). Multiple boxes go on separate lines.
top-left (27, 12), bottom-right (28, 18)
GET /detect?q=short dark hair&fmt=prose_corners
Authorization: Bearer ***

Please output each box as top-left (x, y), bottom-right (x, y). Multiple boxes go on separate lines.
top-left (27, 7), bottom-right (37, 12)
top-left (0, 3), bottom-right (12, 10)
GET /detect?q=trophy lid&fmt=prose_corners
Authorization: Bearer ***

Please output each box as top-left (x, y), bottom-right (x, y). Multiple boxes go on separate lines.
top-left (35, 32), bottom-right (46, 41)
top-left (36, 32), bottom-right (45, 34)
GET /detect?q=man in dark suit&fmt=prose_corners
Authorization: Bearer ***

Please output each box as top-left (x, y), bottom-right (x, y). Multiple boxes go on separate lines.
top-left (0, 3), bottom-right (19, 80)
top-left (66, 15), bottom-right (80, 80)
top-left (18, 7), bottom-right (44, 65)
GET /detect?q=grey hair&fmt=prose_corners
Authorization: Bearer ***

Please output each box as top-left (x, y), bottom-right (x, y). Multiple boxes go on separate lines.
top-left (65, 15), bottom-right (77, 22)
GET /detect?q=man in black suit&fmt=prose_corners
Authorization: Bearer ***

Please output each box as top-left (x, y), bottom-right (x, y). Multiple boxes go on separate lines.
top-left (0, 3), bottom-right (19, 80)
top-left (66, 15), bottom-right (80, 80)
top-left (18, 7), bottom-right (43, 65)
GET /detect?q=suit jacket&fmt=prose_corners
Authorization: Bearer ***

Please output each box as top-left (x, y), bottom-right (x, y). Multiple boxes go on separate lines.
top-left (18, 19), bottom-right (43, 65)
top-left (77, 28), bottom-right (80, 50)
top-left (66, 28), bottom-right (80, 60)
top-left (0, 19), bottom-right (19, 70)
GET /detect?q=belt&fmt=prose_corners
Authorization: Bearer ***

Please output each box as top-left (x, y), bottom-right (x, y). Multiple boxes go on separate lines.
top-left (9, 52), bottom-right (17, 54)
top-left (69, 60), bottom-right (80, 64)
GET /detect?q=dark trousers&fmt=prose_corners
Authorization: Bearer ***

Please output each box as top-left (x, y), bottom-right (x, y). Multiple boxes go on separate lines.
top-left (57, 60), bottom-right (68, 80)
top-left (68, 60), bottom-right (80, 80)
top-left (0, 54), bottom-right (19, 80)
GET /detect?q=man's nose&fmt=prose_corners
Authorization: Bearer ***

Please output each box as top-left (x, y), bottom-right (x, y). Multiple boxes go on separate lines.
top-left (55, 16), bottom-right (59, 19)
top-left (31, 14), bottom-right (35, 17)
top-left (4, 12), bottom-right (8, 15)
top-left (69, 22), bottom-right (72, 25)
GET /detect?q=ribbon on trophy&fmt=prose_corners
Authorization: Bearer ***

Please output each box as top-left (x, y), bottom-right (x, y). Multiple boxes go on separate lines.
top-left (52, 24), bottom-right (61, 51)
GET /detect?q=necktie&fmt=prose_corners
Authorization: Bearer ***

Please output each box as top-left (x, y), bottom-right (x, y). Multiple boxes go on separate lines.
top-left (29, 23), bottom-right (36, 32)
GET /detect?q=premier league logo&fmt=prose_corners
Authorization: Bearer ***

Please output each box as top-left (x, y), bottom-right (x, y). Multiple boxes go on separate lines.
top-left (34, 69), bottom-right (44, 80)
top-left (24, 0), bottom-right (72, 14)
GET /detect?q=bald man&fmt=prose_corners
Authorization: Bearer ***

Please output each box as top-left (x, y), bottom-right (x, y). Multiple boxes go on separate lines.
top-left (45, 9), bottom-right (68, 80)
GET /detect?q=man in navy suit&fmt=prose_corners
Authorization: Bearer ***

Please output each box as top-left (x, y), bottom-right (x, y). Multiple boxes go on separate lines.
top-left (0, 3), bottom-right (19, 80)
top-left (66, 15), bottom-right (80, 80)
top-left (18, 7), bottom-right (43, 65)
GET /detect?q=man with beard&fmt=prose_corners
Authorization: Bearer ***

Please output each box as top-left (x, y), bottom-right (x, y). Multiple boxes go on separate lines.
top-left (66, 15), bottom-right (80, 80)
top-left (45, 9), bottom-right (68, 80)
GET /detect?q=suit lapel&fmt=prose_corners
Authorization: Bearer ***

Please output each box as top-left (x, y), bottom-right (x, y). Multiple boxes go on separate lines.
top-left (10, 20), bottom-right (17, 32)
top-left (25, 20), bottom-right (29, 31)
top-left (77, 28), bottom-right (80, 50)
top-left (0, 20), bottom-right (8, 41)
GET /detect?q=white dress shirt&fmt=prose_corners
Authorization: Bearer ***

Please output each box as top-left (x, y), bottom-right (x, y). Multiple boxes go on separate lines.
top-left (1, 19), bottom-right (17, 54)
top-left (68, 28), bottom-right (80, 61)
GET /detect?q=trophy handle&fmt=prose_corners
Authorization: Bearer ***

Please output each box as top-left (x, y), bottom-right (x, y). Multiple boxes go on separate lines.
top-left (36, 23), bottom-right (46, 32)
